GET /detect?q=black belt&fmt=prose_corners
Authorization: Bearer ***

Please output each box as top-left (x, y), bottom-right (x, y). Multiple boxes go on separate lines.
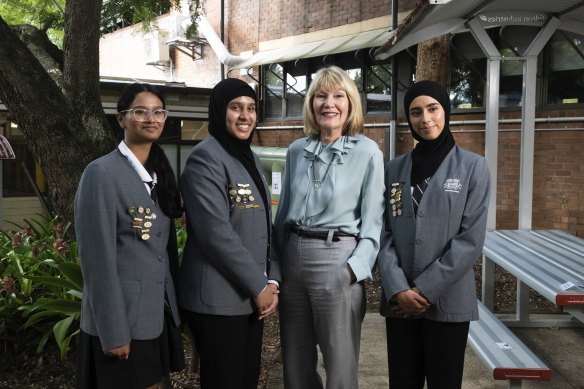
top-left (289, 226), bottom-right (356, 242)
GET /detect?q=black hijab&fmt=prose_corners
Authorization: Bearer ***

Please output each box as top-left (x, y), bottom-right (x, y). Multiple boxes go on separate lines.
top-left (404, 80), bottom-right (456, 186)
top-left (208, 78), bottom-right (268, 211)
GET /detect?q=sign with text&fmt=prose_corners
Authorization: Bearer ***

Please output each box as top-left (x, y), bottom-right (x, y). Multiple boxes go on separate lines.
top-left (478, 12), bottom-right (548, 27)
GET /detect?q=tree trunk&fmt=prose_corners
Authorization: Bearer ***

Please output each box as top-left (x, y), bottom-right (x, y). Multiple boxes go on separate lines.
top-left (415, 34), bottom-right (450, 87)
top-left (0, 1), bottom-right (115, 226)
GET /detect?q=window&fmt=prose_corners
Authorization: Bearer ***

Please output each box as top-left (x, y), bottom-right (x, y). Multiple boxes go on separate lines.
top-left (546, 31), bottom-right (584, 105)
top-left (264, 64), bottom-right (284, 118)
top-left (366, 63), bottom-right (392, 113)
top-left (2, 122), bottom-right (37, 197)
top-left (157, 118), bottom-right (207, 177)
top-left (449, 32), bottom-right (486, 109)
top-left (261, 51), bottom-right (391, 120)
top-left (449, 27), bottom-right (545, 110)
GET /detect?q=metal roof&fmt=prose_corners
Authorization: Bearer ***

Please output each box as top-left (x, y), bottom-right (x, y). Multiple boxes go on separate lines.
top-left (374, 0), bottom-right (584, 59)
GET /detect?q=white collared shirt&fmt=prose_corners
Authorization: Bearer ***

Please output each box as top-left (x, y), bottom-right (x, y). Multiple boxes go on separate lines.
top-left (117, 141), bottom-right (157, 195)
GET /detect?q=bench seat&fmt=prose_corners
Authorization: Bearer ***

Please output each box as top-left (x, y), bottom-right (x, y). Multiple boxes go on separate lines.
top-left (469, 301), bottom-right (552, 386)
top-left (482, 229), bottom-right (584, 326)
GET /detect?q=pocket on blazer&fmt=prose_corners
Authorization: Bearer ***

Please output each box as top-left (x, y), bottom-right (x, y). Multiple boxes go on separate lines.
top-left (437, 275), bottom-right (476, 314)
top-left (121, 280), bottom-right (142, 327)
top-left (200, 265), bottom-right (247, 307)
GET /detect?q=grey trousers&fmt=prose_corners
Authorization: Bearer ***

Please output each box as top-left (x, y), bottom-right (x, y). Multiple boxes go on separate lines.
top-left (279, 233), bottom-right (366, 389)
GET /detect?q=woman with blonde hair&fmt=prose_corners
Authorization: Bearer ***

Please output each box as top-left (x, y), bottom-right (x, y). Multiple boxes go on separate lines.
top-left (273, 66), bottom-right (385, 388)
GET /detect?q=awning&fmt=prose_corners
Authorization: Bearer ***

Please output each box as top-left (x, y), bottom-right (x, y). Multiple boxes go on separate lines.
top-left (196, 16), bottom-right (393, 71)
top-left (374, 0), bottom-right (584, 60)
top-left (229, 28), bottom-right (393, 71)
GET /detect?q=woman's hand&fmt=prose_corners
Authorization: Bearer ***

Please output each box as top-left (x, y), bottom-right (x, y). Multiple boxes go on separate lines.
top-left (258, 284), bottom-right (279, 319)
top-left (391, 289), bottom-right (430, 317)
top-left (105, 343), bottom-right (130, 360)
top-left (347, 265), bottom-right (357, 284)
top-left (255, 284), bottom-right (279, 319)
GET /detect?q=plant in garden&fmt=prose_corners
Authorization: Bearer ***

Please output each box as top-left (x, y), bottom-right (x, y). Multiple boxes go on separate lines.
top-left (0, 216), bottom-right (81, 359)
top-left (1, 215), bottom-right (187, 360)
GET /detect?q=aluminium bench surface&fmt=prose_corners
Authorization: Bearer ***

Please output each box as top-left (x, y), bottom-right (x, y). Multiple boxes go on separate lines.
top-left (483, 230), bottom-right (584, 305)
top-left (469, 301), bottom-right (552, 381)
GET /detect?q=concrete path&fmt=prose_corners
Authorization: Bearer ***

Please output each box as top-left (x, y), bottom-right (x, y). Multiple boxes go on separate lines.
top-left (267, 311), bottom-right (584, 388)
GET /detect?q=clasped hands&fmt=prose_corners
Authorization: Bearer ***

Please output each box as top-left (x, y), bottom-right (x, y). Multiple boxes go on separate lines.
top-left (255, 283), bottom-right (279, 320)
top-left (391, 287), bottom-right (430, 318)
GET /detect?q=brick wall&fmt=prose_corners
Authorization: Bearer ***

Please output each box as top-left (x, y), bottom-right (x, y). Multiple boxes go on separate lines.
top-left (256, 0), bottom-right (412, 40)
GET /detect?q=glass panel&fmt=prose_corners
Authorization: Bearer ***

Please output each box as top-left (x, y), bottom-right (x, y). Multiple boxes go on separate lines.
top-left (160, 118), bottom-right (180, 142)
top-left (286, 72), bottom-right (306, 118)
top-left (160, 144), bottom-right (178, 177)
top-left (181, 120), bottom-right (208, 141)
top-left (449, 56), bottom-right (486, 109)
top-left (346, 68), bottom-right (363, 92)
top-left (2, 139), bottom-right (36, 196)
top-left (500, 48), bottom-right (523, 107)
top-left (180, 145), bottom-right (195, 174)
top-left (500, 49), bottom-right (522, 77)
top-left (547, 32), bottom-right (584, 104)
top-left (366, 63), bottom-right (391, 113)
top-left (499, 74), bottom-right (523, 107)
top-left (264, 64), bottom-right (284, 118)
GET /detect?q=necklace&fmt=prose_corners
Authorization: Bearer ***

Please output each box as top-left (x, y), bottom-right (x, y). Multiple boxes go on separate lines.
top-left (312, 143), bottom-right (335, 189)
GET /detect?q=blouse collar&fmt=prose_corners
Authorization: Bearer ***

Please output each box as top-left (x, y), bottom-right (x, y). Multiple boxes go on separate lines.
top-left (302, 134), bottom-right (360, 164)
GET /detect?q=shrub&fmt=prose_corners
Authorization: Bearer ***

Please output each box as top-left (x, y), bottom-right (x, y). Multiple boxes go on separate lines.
top-left (0, 216), bottom-right (81, 359)
top-left (1, 215), bottom-right (186, 360)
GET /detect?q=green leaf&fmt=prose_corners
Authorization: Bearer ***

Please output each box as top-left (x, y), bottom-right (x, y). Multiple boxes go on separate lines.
top-left (25, 310), bottom-right (61, 328)
top-left (53, 315), bottom-right (74, 348)
top-left (23, 275), bottom-right (78, 291)
top-left (41, 299), bottom-right (81, 314)
top-left (53, 315), bottom-right (79, 360)
top-left (36, 330), bottom-right (51, 354)
top-left (59, 262), bottom-right (83, 291)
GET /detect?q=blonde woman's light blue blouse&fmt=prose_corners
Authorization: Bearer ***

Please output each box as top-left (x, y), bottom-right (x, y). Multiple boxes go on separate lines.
top-left (273, 134), bottom-right (385, 282)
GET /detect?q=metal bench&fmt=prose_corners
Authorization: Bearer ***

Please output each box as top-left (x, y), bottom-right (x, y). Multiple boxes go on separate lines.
top-left (469, 301), bottom-right (552, 388)
top-left (482, 229), bottom-right (584, 327)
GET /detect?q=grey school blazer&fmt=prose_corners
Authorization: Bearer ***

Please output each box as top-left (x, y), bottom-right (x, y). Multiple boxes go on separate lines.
top-left (178, 136), bottom-right (279, 316)
top-left (378, 146), bottom-right (490, 322)
top-left (74, 150), bottom-right (181, 352)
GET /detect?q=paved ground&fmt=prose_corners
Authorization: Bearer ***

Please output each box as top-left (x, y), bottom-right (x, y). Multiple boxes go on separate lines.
top-left (267, 310), bottom-right (584, 388)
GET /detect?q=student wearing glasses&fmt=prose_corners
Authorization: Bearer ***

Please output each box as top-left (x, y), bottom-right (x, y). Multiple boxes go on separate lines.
top-left (75, 83), bottom-right (185, 388)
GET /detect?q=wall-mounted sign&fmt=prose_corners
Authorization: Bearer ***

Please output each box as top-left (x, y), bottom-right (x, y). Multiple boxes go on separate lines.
top-left (478, 12), bottom-right (548, 27)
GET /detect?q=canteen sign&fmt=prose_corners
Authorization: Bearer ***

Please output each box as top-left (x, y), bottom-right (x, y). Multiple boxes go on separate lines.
top-left (478, 12), bottom-right (548, 26)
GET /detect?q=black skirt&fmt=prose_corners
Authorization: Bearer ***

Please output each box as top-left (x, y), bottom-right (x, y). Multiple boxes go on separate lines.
top-left (76, 309), bottom-right (185, 389)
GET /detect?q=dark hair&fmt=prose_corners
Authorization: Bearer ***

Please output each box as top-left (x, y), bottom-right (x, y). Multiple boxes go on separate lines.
top-left (117, 83), bottom-right (182, 218)
top-left (117, 83), bottom-right (166, 112)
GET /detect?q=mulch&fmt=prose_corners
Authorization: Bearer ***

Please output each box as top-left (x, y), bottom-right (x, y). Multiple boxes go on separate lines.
top-left (0, 261), bottom-right (559, 388)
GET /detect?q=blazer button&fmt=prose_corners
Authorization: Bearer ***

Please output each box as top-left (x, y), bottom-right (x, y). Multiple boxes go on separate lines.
top-left (415, 239), bottom-right (423, 245)
top-left (417, 210), bottom-right (424, 217)
top-left (158, 256), bottom-right (164, 262)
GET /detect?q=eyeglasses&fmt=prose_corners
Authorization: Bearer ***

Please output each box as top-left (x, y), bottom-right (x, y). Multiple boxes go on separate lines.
top-left (120, 108), bottom-right (169, 122)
